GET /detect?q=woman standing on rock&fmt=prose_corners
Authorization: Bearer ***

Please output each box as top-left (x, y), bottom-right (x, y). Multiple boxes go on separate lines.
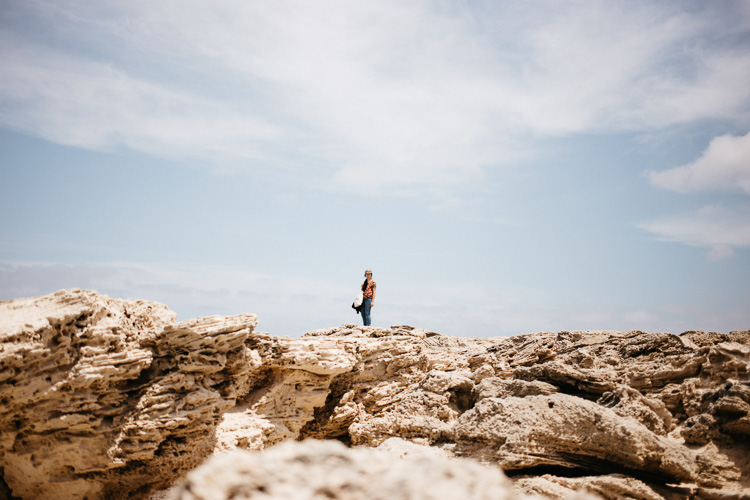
top-left (361, 270), bottom-right (376, 326)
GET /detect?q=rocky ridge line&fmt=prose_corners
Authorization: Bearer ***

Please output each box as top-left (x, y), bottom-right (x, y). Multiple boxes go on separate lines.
top-left (0, 290), bottom-right (748, 499)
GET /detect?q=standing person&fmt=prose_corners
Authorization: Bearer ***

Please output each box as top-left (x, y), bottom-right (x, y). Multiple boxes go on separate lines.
top-left (361, 269), bottom-right (376, 326)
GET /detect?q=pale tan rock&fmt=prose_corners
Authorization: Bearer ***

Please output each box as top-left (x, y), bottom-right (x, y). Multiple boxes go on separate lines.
top-left (0, 290), bottom-right (257, 500)
top-left (513, 474), bottom-right (668, 500)
top-left (213, 325), bottom-right (749, 495)
top-left (2, 291), bottom-right (749, 499)
top-left (596, 386), bottom-right (673, 435)
top-left (167, 439), bottom-right (597, 500)
top-left (374, 436), bottom-right (454, 460)
top-left (454, 394), bottom-right (700, 482)
top-left (473, 377), bottom-right (558, 401)
top-left (213, 410), bottom-right (274, 452)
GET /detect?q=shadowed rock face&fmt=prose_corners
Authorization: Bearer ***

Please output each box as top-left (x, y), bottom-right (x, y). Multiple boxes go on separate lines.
top-left (1, 290), bottom-right (749, 499)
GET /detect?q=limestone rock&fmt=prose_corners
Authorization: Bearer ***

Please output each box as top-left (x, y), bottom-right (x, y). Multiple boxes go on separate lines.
top-left (2, 291), bottom-right (750, 500)
top-left (513, 474), bottom-right (669, 500)
top-left (596, 386), bottom-right (672, 435)
top-left (0, 290), bottom-right (257, 499)
top-left (167, 439), bottom-right (597, 500)
top-left (454, 394), bottom-right (699, 482)
top-left (473, 377), bottom-right (558, 401)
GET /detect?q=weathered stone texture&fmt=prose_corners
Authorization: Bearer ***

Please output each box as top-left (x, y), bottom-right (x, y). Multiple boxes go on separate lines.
top-left (1, 290), bottom-right (749, 499)
top-left (168, 439), bottom-right (531, 500)
top-left (0, 290), bottom-right (257, 499)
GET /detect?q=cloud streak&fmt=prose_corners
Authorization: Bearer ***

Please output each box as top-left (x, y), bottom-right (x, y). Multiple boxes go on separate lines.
top-left (639, 204), bottom-right (750, 259)
top-left (0, 34), bottom-right (282, 161)
top-left (644, 131), bottom-right (750, 258)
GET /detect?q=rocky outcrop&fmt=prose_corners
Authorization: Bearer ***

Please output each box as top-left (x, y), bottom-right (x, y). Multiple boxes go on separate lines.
top-left (1, 290), bottom-right (749, 499)
top-left (0, 290), bottom-right (258, 499)
top-left (221, 325), bottom-right (750, 499)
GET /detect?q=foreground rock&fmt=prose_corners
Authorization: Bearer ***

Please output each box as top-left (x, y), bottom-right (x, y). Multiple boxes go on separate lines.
top-left (0, 290), bottom-right (258, 499)
top-left (168, 439), bottom-right (567, 500)
top-left (1, 290), bottom-right (749, 499)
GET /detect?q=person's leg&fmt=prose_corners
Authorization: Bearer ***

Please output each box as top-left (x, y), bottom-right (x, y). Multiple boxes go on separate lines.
top-left (361, 298), bottom-right (371, 326)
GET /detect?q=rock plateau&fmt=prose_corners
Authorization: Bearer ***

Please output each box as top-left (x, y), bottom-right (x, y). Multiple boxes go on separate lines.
top-left (0, 289), bottom-right (748, 499)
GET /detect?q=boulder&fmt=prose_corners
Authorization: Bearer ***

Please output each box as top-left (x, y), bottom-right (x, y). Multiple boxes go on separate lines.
top-left (454, 394), bottom-right (700, 482)
top-left (167, 439), bottom-right (597, 500)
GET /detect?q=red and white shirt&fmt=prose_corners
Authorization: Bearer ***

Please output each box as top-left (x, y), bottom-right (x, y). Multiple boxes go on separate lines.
top-left (363, 280), bottom-right (377, 299)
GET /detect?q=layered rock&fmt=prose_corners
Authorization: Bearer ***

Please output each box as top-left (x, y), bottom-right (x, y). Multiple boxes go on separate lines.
top-left (0, 290), bottom-right (258, 499)
top-left (217, 325), bottom-right (750, 499)
top-left (1, 290), bottom-right (749, 499)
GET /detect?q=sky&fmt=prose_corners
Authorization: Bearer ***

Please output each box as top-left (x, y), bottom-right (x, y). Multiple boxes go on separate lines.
top-left (1, 0), bottom-right (750, 338)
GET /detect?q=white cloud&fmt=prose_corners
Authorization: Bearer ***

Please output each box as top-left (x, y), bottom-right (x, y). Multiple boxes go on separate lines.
top-left (649, 131), bottom-right (750, 194)
top-left (1, 1), bottom-right (750, 192)
top-left (639, 204), bottom-right (750, 259)
top-left (643, 129), bottom-right (750, 258)
top-left (0, 35), bottom-right (281, 162)
top-left (707, 245), bottom-right (735, 262)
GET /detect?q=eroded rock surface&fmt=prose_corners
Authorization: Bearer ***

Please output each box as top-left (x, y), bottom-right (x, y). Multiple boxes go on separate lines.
top-left (168, 439), bottom-right (531, 500)
top-left (0, 290), bottom-right (257, 499)
top-left (1, 290), bottom-right (749, 499)
top-left (233, 325), bottom-right (750, 498)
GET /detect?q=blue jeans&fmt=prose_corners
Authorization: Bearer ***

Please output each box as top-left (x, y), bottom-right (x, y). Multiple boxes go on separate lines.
top-left (361, 298), bottom-right (372, 326)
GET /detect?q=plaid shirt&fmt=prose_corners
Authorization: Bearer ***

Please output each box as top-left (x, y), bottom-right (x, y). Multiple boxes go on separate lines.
top-left (363, 280), bottom-right (377, 299)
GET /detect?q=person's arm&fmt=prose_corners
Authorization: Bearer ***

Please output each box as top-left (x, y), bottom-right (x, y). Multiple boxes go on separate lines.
top-left (371, 283), bottom-right (376, 306)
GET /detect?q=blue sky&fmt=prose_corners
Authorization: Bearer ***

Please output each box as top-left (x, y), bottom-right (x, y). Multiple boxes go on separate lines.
top-left (1, 0), bottom-right (749, 337)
